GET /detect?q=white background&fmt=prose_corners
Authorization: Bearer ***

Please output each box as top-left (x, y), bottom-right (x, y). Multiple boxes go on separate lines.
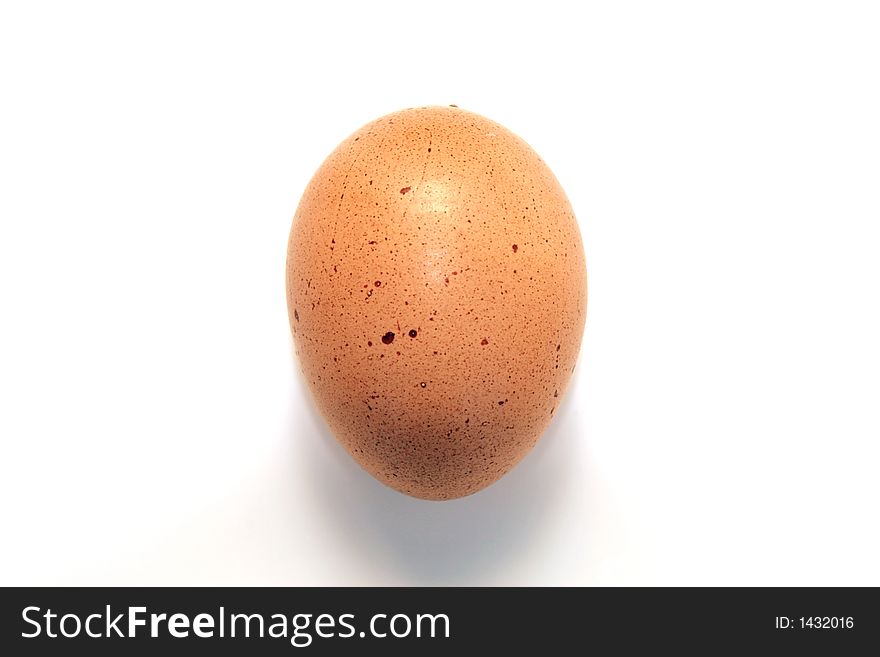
top-left (1, 1), bottom-right (878, 586)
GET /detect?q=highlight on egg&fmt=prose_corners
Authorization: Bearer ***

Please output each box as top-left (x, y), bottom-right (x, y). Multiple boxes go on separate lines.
top-left (287, 106), bottom-right (586, 500)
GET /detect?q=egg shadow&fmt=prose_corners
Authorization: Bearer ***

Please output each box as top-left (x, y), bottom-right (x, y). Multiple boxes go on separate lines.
top-left (292, 356), bottom-right (582, 585)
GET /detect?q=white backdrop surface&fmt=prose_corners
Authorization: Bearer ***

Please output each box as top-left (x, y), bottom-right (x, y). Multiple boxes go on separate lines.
top-left (1, 1), bottom-right (878, 585)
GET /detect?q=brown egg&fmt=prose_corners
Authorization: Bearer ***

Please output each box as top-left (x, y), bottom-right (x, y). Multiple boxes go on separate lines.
top-left (287, 106), bottom-right (586, 500)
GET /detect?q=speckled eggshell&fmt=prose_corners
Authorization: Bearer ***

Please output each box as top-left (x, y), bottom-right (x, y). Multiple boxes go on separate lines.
top-left (287, 106), bottom-right (586, 500)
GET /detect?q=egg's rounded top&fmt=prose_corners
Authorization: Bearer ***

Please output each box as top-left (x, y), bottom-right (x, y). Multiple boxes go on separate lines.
top-left (287, 105), bottom-right (586, 500)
